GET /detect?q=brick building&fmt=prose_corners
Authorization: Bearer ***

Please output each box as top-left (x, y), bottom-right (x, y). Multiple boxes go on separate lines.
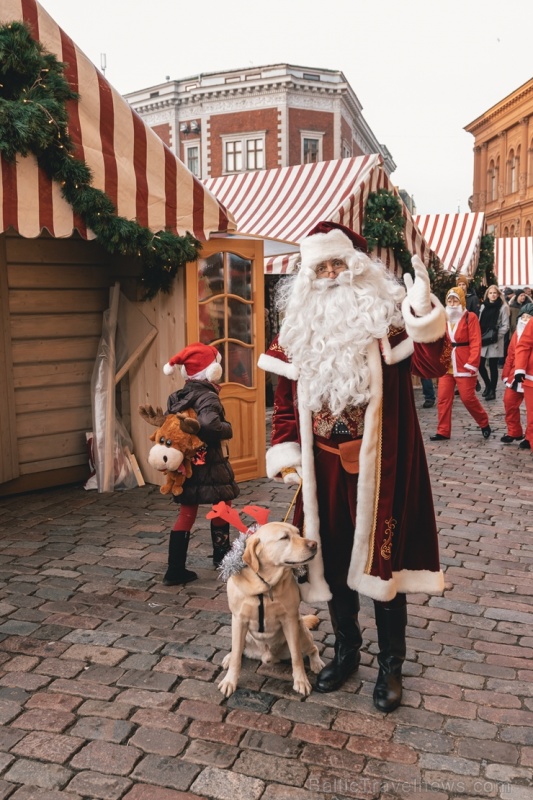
top-left (465, 78), bottom-right (533, 237)
top-left (125, 63), bottom-right (395, 180)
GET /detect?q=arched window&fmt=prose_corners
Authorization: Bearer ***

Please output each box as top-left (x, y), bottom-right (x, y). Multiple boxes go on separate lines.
top-left (529, 139), bottom-right (533, 186)
top-left (510, 224), bottom-right (516, 237)
top-left (526, 220), bottom-right (532, 237)
top-left (504, 227), bottom-right (509, 237)
top-left (508, 149), bottom-right (516, 193)
top-left (489, 159), bottom-right (496, 201)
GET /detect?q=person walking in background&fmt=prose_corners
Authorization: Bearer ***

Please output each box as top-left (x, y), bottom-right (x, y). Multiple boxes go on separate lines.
top-left (456, 275), bottom-right (480, 316)
top-left (430, 287), bottom-right (491, 442)
top-left (509, 289), bottom-right (529, 335)
top-left (501, 303), bottom-right (533, 445)
top-left (478, 285), bottom-right (509, 401)
top-left (160, 343), bottom-right (240, 585)
top-left (511, 302), bottom-right (533, 451)
top-left (421, 377), bottom-right (436, 408)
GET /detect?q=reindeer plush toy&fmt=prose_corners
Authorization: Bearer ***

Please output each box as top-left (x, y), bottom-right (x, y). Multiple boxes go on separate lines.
top-left (139, 405), bottom-right (202, 496)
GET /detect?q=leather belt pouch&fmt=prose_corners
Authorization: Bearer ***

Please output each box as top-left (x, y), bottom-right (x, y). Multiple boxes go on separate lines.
top-left (338, 439), bottom-right (362, 474)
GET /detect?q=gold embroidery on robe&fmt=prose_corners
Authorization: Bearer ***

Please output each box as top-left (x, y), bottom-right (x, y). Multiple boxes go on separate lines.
top-left (312, 404), bottom-right (367, 439)
top-left (380, 517), bottom-right (397, 560)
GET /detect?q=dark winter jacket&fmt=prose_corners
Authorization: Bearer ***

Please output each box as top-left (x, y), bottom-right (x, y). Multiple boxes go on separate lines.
top-left (465, 289), bottom-right (480, 316)
top-left (166, 380), bottom-right (239, 505)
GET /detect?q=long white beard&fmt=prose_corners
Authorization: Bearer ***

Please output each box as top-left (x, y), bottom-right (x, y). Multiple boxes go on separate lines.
top-left (278, 264), bottom-right (405, 416)
top-left (446, 307), bottom-right (464, 324)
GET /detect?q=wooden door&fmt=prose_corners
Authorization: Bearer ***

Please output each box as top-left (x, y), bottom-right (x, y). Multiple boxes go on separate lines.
top-left (186, 239), bottom-right (265, 481)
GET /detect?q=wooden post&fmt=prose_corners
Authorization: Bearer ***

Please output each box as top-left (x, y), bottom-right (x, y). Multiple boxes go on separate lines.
top-left (102, 283), bottom-right (120, 492)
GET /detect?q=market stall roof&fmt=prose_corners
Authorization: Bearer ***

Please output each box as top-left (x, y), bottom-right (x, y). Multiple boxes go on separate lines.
top-left (494, 237), bottom-right (533, 287)
top-left (205, 155), bottom-right (431, 274)
top-left (0, 0), bottom-right (235, 241)
top-left (413, 213), bottom-right (485, 276)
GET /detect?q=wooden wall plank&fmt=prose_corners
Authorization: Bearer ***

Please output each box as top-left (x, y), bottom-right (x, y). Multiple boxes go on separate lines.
top-left (15, 384), bottom-right (91, 414)
top-left (10, 313), bottom-right (103, 339)
top-left (11, 337), bottom-right (101, 364)
top-left (0, 237), bottom-right (20, 483)
top-left (7, 264), bottom-right (110, 289)
top-left (13, 362), bottom-right (94, 389)
top-left (18, 426), bottom-right (90, 461)
top-left (9, 289), bottom-right (109, 314)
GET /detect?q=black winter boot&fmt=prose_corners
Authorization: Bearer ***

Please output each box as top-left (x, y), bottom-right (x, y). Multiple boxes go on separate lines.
top-left (162, 530), bottom-right (198, 585)
top-left (315, 588), bottom-right (362, 693)
top-left (373, 602), bottom-right (407, 712)
top-left (211, 522), bottom-right (231, 566)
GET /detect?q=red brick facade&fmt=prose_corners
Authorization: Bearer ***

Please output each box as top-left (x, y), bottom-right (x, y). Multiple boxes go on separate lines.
top-left (208, 108), bottom-right (280, 175)
top-left (288, 109), bottom-right (334, 164)
top-left (152, 123), bottom-right (171, 148)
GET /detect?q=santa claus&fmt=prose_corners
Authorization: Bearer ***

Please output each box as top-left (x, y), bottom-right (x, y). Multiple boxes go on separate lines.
top-left (258, 221), bottom-right (448, 712)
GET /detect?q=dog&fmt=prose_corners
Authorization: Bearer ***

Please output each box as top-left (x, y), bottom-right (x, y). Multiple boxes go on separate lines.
top-left (218, 521), bottom-right (325, 697)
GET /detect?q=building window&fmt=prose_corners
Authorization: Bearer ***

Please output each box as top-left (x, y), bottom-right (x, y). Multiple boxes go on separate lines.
top-left (488, 159), bottom-right (496, 201)
top-left (303, 137), bottom-right (320, 164)
top-left (342, 140), bottom-right (352, 159)
top-left (185, 144), bottom-right (200, 177)
top-left (222, 133), bottom-right (265, 174)
top-left (525, 220), bottom-right (532, 237)
top-left (508, 149), bottom-right (517, 194)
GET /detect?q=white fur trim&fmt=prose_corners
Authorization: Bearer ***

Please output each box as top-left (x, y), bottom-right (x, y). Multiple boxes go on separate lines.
top-left (356, 569), bottom-right (445, 602)
top-left (380, 335), bottom-right (414, 366)
top-left (464, 363), bottom-right (477, 374)
top-left (401, 293), bottom-right (446, 343)
top-left (205, 362), bottom-right (223, 383)
top-left (163, 362), bottom-right (175, 376)
top-left (300, 228), bottom-right (357, 267)
top-left (258, 352), bottom-right (299, 380)
top-left (346, 339), bottom-right (383, 593)
top-left (265, 441), bottom-right (301, 479)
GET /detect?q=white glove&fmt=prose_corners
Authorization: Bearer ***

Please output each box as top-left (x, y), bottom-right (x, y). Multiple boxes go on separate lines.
top-left (403, 256), bottom-right (432, 317)
top-left (281, 466), bottom-right (302, 486)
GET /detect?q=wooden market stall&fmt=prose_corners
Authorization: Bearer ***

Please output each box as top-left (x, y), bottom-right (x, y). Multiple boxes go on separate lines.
top-left (0, 0), bottom-right (270, 495)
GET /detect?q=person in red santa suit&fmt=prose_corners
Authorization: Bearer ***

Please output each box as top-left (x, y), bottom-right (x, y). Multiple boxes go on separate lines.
top-left (258, 221), bottom-right (448, 712)
top-left (510, 302), bottom-right (533, 450)
top-left (501, 303), bottom-right (533, 445)
top-left (430, 286), bottom-right (491, 442)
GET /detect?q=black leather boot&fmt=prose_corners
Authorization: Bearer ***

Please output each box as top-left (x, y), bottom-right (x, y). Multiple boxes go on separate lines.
top-left (163, 530), bottom-right (198, 585)
top-left (315, 589), bottom-right (362, 693)
top-left (211, 522), bottom-right (231, 566)
top-left (373, 602), bottom-right (407, 712)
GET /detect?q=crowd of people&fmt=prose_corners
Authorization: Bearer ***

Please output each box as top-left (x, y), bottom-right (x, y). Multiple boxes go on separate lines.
top-left (422, 278), bottom-right (533, 450)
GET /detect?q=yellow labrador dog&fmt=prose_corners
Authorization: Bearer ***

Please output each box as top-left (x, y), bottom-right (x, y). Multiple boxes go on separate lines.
top-left (218, 521), bottom-right (324, 697)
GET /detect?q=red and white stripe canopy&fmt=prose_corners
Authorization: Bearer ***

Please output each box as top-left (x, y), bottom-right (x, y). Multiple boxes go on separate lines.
top-left (494, 237), bottom-right (533, 287)
top-left (413, 213), bottom-right (485, 276)
top-left (0, 0), bottom-right (235, 241)
top-left (205, 155), bottom-right (431, 274)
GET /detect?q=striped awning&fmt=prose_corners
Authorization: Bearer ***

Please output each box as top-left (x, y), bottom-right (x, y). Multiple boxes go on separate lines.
top-left (205, 155), bottom-right (431, 274)
top-left (494, 237), bottom-right (533, 287)
top-left (413, 213), bottom-right (485, 276)
top-left (0, 0), bottom-right (235, 241)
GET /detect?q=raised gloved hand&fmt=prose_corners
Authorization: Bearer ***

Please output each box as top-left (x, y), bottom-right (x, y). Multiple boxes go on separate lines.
top-left (280, 466), bottom-right (302, 486)
top-left (403, 255), bottom-right (432, 317)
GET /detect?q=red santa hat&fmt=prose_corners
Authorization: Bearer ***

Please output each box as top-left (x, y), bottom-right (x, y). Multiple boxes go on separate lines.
top-left (300, 220), bottom-right (368, 268)
top-left (163, 342), bottom-right (223, 382)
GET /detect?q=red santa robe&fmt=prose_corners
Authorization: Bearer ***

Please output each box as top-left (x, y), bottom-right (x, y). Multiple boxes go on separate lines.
top-left (513, 317), bottom-right (533, 444)
top-left (502, 329), bottom-right (525, 439)
top-left (258, 299), bottom-right (449, 603)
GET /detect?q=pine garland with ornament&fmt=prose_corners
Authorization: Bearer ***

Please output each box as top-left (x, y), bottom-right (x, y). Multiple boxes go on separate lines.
top-left (0, 21), bottom-right (200, 299)
top-left (363, 188), bottom-right (413, 274)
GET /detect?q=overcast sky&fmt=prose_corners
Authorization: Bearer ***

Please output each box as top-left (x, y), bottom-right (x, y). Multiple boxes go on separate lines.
top-left (42, 0), bottom-right (533, 215)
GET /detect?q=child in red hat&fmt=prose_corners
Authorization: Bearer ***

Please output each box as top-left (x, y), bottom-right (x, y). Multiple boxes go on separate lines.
top-left (161, 342), bottom-right (239, 585)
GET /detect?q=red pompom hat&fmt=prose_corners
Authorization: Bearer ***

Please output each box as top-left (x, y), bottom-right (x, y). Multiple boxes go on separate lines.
top-left (300, 221), bottom-right (368, 271)
top-left (163, 342), bottom-right (222, 382)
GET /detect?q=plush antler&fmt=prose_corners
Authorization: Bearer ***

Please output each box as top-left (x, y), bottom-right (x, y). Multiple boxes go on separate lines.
top-left (242, 505), bottom-right (270, 526)
top-left (138, 404), bottom-right (166, 427)
top-left (175, 410), bottom-right (201, 435)
top-left (206, 502), bottom-right (248, 533)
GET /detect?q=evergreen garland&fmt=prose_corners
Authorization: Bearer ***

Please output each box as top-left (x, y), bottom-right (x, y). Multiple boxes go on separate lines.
top-left (474, 233), bottom-right (497, 289)
top-left (363, 188), bottom-right (413, 275)
top-left (0, 21), bottom-right (200, 299)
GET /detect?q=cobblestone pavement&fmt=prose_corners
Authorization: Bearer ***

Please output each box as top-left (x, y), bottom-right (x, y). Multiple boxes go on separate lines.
top-left (0, 391), bottom-right (532, 800)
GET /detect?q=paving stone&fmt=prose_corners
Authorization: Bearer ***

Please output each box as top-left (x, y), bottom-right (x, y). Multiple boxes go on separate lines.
top-left (128, 726), bottom-right (188, 756)
top-left (66, 771), bottom-right (132, 800)
top-left (4, 759), bottom-right (73, 790)
top-left (10, 731), bottom-right (84, 763)
top-left (190, 766), bottom-right (264, 800)
top-left (68, 716), bottom-right (134, 743)
top-left (182, 739), bottom-right (239, 769)
top-left (70, 740), bottom-right (141, 775)
top-left (11, 709), bottom-right (76, 733)
top-left (233, 749), bottom-right (308, 786)
top-left (131, 754), bottom-right (201, 790)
